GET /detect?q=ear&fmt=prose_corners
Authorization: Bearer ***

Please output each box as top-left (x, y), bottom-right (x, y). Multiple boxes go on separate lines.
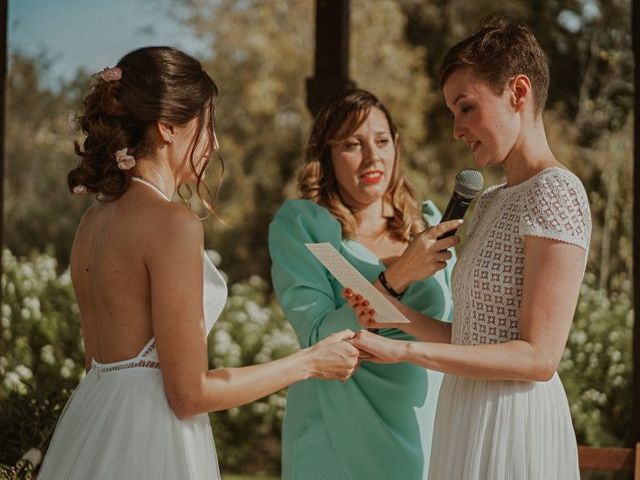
top-left (510, 75), bottom-right (531, 112)
top-left (156, 121), bottom-right (175, 144)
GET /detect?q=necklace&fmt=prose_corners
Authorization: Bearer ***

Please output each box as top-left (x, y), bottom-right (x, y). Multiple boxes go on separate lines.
top-left (130, 176), bottom-right (171, 202)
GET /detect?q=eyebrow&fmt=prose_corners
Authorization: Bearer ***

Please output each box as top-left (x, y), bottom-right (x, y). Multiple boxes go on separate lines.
top-left (452, 93), bottom-right (467, 106)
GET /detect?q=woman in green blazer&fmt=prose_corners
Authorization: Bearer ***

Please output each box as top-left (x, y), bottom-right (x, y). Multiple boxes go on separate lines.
top-left (268, 89), bottom-right (460, 480)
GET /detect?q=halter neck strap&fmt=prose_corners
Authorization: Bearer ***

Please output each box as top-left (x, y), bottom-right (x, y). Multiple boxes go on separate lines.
top-left (130, 176), bottom-right (171, 202)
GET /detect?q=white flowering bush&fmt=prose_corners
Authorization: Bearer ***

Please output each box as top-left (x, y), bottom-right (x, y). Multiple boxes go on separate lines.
top-left (0, 248), bottom-right (85, 466)
top-left (559, 272), bottom-right (633, 447)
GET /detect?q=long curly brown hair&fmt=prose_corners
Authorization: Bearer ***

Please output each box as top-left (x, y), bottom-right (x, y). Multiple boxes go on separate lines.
top-left (298, 89), bottom-right (424, 241)
top-left (69, 46), bottom-right (221, 214)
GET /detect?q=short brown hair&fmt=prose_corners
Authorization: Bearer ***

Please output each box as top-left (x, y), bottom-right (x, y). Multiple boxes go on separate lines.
top-left (69, 47), bottom-right (220, 213)
top-left (439, 19), bottom-right (550, 114)
top-left (298, 89), bottom-right (424, 241)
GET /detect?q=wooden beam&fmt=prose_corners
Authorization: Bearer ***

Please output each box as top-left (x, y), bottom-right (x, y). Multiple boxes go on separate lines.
top-left (306, 0), bottom-right (355, 116)
top-left (633, 0), bottom-right (640, 447)
top-left (578, 445), bottom-right (635, 472)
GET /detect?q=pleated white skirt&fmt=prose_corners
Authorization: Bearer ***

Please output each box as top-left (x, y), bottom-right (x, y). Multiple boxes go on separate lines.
top-left (38, 366), bottom-right (220, 479)
top-left (428, 373), bottom-right (579, 480)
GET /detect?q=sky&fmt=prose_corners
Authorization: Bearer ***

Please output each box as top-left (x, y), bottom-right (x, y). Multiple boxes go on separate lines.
top-left (8, 0), bottom-right (210, 89)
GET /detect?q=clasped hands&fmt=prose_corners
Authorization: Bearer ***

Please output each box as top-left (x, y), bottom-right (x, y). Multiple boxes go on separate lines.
top-left (313, 221), bottom-right (460, 381)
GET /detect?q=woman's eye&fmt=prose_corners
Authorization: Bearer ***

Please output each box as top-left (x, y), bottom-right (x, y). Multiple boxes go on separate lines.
top-left (345, 141), bottom-right (360, 150)
top-left (461, 105), bottom-right (473, 115)
top-left (377, 138), bottom-right (390, 146)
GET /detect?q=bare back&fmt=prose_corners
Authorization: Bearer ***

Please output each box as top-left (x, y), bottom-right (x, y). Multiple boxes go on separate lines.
top-left (71, 184), bottom-right (172, 369)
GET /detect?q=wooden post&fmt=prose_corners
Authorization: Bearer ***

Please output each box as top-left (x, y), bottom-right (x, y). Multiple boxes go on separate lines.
top-left (306, 0), bottom-right (355, 117)
top-left (633, 0), bottom-right (640, 447)
top-left (0, 0), bottom-right (6, 306)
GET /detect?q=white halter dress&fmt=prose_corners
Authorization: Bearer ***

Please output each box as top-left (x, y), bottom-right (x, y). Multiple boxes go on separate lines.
top-left (38, 177), bottom-right (228, 479)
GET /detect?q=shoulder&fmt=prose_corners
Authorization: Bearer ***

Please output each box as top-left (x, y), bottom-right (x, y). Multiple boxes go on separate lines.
top-left (525, 167), bottom-right (588, 201)
top-left (520, 167), bottom-right (591, 248)
top-left (270, 199), bottom-right (341, 238)
top-left (273, 199), bottom-right (336, 223)
top-left (142, 202), bottom-right (203, 253)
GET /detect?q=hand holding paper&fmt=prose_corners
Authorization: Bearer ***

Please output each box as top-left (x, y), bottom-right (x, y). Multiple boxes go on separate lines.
top-left (305, 243), bottom-right (410, 324)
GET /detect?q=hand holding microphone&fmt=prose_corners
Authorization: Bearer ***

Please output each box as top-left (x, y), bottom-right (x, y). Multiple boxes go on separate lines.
top-left (379, 169), bottom-right (483, 295)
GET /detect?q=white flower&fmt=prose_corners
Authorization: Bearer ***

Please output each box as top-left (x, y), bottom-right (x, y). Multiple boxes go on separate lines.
top-left (4, 371), bottom-right (26, 394)
top-left (21, 448), bottom-right (42, 467)
top-left (1, 316), bottom-right (10, 329)
top-left (73, 184), bottom-right (88, 195)
top-left (60, 366), bottom-right (72, 378)
top-left (205, 249), bottom-right (222, 267)
top-left (115, 148), bottom-right (136, 170)
top-left (15, 364), bottom-right (33, 380)
top-left (252, 402), bottom-right (269, 414)
top-left (41, 345), bottom-right (55, 365)
top-left (570, 330), bottom-right (587, 345)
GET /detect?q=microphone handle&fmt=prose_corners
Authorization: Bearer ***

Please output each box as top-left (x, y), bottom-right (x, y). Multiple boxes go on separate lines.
top-left (437, 191), bottom-right (472, 239)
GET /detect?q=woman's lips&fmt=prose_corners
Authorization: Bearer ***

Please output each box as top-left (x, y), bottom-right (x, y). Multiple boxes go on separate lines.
top-left (359, 171), bottom-right (384, 184)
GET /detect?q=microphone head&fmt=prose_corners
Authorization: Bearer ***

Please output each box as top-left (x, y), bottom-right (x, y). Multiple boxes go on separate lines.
top-left (454, 169), bottom-right (483, 199)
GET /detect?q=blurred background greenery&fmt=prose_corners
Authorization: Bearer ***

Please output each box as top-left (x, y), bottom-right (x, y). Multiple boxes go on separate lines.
top-left (0, 0), bottom-right (633, 478)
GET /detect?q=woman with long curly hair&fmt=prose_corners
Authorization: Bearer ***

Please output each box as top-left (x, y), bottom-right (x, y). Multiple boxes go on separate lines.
top-left (268, 89), bottom-right (461, 480)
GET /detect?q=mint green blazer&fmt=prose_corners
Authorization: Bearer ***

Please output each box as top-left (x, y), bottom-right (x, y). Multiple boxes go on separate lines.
top-left (269, 199), bottom-right (454, 480)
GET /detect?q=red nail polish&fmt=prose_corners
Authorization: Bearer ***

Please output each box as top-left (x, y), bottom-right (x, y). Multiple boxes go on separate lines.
top-left (361, 300), bottom-right (369, 307)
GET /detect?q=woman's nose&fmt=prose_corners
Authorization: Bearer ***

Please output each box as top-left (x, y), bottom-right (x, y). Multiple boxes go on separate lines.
top-left (452, 121), bottom-right (465, 140)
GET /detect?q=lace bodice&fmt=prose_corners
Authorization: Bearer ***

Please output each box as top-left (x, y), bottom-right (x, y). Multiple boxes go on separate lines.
top-left (450, 167), bottom-right (591, 346)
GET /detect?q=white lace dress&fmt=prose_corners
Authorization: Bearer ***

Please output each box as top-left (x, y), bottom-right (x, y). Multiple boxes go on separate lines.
top-left (428, 167), bottom-right (591, 480)
top-left (38, 179), bottom-right (228, 479)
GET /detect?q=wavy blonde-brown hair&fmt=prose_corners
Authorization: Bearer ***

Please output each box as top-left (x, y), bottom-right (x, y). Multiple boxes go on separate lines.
top-left (298, 89), bottom-right (424, 241)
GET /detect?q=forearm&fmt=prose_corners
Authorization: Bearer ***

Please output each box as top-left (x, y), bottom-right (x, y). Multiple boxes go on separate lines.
top-left (174, 350), bottom-right (312, 417)
top-left (372, 280), bottom-right (452, 343)
top-left (399, 339), bottom-right (556, 382)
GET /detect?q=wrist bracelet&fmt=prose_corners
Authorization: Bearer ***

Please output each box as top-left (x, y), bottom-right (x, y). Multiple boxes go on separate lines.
top-left (378, 271), bottom-right (404, 298)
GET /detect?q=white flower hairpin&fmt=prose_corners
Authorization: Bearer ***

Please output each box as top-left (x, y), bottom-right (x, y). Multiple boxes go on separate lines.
top-left (92, 66), bottom-right (122, 82)
top-left (115, 148), bottom-right (136, 170)
top-left (73, 184), bottom-right (88, 195)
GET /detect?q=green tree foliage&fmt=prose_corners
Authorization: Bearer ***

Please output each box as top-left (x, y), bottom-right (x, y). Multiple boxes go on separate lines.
top-left (4, 53), bottom-right (91, 266)
top-left (179, 0), bottom-right (433, 282)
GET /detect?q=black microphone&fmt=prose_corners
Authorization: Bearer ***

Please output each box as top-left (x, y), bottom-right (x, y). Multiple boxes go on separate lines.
top-left (437, 169), bottom-right (484, 239)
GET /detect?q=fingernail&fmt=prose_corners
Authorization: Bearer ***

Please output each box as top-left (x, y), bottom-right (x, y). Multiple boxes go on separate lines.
top-left (344, 288), bottom-right (352, 295)
top-left (360, 300), bottom-right (369, 307)
top-left (368, 309), bottom-right (375, 315)
top-left (354, 294), bottom-right (362, 302)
